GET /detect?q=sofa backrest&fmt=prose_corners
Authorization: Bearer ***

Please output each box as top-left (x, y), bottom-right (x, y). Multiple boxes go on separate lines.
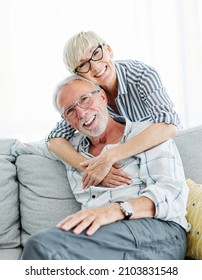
top-left (174, 125), bottom-right (202, 183)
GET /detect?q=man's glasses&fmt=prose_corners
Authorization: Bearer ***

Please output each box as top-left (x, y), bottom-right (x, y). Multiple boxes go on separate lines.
top-left (75, 45), bottom-right (104, 74)
top-left (61, 87), bottom-right (101, 120)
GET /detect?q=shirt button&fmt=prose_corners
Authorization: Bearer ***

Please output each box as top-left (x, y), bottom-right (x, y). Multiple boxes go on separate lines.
top-left (92, 195), bottom-right (96, 199)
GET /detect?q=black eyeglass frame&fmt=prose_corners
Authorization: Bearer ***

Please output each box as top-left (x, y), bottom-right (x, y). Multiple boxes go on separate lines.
top-left (74, 44), bottom-right (104, 74)
top-left (61, 87), bottom-right (101, 120)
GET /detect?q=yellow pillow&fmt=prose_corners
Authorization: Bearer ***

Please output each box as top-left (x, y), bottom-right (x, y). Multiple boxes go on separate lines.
top-left (186, 179), bottom-right (202, 259)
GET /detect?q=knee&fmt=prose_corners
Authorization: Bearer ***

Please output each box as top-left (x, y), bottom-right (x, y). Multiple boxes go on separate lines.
top-left (22, 227), bottom-right (60, 260)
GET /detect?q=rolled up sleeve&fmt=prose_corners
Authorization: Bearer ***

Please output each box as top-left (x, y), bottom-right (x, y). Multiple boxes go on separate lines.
top-left (137, 139), bottom-right (189, 230)
top-left (46, 119), bottom-right (76, 141)
top-left (138, 66), bottom-right (181, 128)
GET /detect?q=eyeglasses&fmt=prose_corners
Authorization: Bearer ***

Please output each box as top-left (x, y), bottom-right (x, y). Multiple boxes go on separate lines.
top-left (61, 88), bottom-right (101, 120)
top-left (75, 44), bottom-right (104, 74)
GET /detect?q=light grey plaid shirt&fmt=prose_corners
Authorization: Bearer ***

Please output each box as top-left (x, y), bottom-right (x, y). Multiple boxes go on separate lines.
top-left (67, 117), bottom-right (189, 231)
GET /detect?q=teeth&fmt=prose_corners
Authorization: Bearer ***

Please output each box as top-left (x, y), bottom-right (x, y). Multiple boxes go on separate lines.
top-left (84, 116), bottom-right (95, 126)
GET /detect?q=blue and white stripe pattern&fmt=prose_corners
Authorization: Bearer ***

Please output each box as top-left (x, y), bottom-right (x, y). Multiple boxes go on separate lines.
top-left (46, 60), bottom-right (181, 140)
top-left (66, 118), bottom-right (189, 231)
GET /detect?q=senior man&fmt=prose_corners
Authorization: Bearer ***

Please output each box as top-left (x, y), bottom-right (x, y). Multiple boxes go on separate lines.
top-left (22, 75), bottom-right (189, 260)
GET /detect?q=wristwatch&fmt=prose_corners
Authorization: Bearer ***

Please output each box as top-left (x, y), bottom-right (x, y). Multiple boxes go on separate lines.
top-left (116, 201), bottom-right (134, 220)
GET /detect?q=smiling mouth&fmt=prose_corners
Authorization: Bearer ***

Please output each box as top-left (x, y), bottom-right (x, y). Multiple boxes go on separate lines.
top-left (83, 115), bottom-right (96, 127)
top-left (94, 66), bottom-right (107, 78)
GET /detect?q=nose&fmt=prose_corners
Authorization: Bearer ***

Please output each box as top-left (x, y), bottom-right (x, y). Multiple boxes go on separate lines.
top-left (90, 60), bottom-right (101, 72)
top-left (75, 105), bottom-right (88, 119)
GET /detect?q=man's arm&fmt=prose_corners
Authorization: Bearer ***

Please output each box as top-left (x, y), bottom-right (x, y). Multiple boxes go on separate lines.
top-left (57, 138), bottom-right (188, 235)
top-left (57, 196), bottom-right (155, 236)
top-left (136, 139), bottom-right (189, 225)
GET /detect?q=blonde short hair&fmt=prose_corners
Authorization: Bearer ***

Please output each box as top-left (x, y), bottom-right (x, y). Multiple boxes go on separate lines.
top-left (63, 31), bottom-right (106, 73)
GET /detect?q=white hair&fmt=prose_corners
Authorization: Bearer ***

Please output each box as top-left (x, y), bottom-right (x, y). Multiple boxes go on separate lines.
top-left (53, 75), bottom-right (98, 113)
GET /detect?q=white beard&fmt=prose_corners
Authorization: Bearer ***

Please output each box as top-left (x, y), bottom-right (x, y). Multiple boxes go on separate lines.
top-left (78, 107), bottom-right (109, 138)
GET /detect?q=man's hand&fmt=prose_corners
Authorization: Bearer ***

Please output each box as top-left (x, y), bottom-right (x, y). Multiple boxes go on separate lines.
top-left (80, 152), bottom-right (131, 189)
top-left (57, 203), bottom-right (123, 236)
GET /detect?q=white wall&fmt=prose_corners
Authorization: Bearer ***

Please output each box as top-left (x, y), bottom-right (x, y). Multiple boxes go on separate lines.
top-left (0, 0), bottom-right (202, 142)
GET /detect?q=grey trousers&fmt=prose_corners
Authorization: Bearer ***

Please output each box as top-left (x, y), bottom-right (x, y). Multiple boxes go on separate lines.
top-left (21, 218), bottom-right (187, 260)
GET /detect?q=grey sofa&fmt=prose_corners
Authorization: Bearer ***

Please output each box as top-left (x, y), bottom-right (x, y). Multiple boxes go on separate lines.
top-left (0, 125), bottom-right (202, 260)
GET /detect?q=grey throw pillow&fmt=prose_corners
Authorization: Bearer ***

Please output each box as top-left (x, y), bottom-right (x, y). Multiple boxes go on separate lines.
top-left (0, 154), bottom-right (21, 257)
top-left (16, 154), bottom-right (81, 246)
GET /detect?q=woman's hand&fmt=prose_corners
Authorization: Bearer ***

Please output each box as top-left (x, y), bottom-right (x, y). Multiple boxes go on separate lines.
top-left (57, 203), bottom-right (123, 236)
top-left (100, 164), bottom-right (131, 188)
top-left (80, 152), bottom-right (131, 189)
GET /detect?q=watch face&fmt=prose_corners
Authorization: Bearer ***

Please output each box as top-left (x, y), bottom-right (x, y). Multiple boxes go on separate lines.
top-left (120, 202), bottom-right (133, 218)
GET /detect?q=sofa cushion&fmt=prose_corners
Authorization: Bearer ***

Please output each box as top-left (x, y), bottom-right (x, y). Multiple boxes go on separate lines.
top-left (174, 125), bottom-right (202, 183)
top-left (0, 150), bottom-right (21, 259)
top-left (16, 154), bottom-right (81, 246)
top-left (0, 248), bottom-right (22, 260)
top-left (186, 179), bottom-right (202, 259)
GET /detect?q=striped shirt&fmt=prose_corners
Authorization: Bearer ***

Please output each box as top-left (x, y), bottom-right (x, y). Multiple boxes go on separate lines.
top-left (46, 60), bottom-right (181, 140)
top-left (66, 118), bottom-right (189, 231)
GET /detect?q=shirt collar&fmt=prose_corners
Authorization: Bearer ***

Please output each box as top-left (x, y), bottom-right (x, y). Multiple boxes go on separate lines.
top-left (79, 116), bottom-right (133, 151)
top-left (118, 116), bottom-right (133, 143)
top-left (115, 61), bottom-right (128, 95)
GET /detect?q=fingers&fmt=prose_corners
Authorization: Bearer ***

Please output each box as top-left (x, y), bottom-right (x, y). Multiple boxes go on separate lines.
top-left (81, 155), bottom-right (114, 188)
top-left (56, 215), bottom-right (74, 229)
top-left (81, 156), bottom-right (132, 189)
top-left (56, 206), bottom-right (118, 236)
top-left (82, 167), bottom-right (132, 189)
top-left (104, 178), bottom-right (131, 188)
top-left (102, 178), bottom-right (131, 188)
top-left (102, 167), bottom-right (131, 188)
top-left (112, 163), bottom-right (123, 168)
top-left (80, 159), bottom-right (90, 167)
top-left (83, 173), bottom-right (103, 189)
top-left (72, 215), bottom-right (97, 235)
top-left (56, 210), bottom-right (102, 236)
top-left (111, 168), bottom-right (131, 179)
top-left (57, 211), bottom-right (93, 233)
top-left (82, 165), bottom-right (111, 188)
top-left (86, 221), bottom-right (101, 236)
top-left (82, 166), bottom-right (100, 188)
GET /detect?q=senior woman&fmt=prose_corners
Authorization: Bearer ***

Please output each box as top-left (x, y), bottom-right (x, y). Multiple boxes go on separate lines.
top-left (47, 31), bottom-right (180, 188)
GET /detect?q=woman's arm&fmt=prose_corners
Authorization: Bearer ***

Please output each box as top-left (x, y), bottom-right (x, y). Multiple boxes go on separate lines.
top-left (48, 138), bottom-right (86, 171)
top-left (48, 138), bottom-right (131, 187)
top-left (106, 122), bottom-right (177, 162)
top-left (81, 122), bottom-right (177, 188)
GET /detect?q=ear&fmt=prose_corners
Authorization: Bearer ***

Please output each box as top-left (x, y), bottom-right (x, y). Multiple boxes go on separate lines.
top-left (100, 88), bottom-right (108, 104)
top-left (104, 44), bottom-right (113, 58)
